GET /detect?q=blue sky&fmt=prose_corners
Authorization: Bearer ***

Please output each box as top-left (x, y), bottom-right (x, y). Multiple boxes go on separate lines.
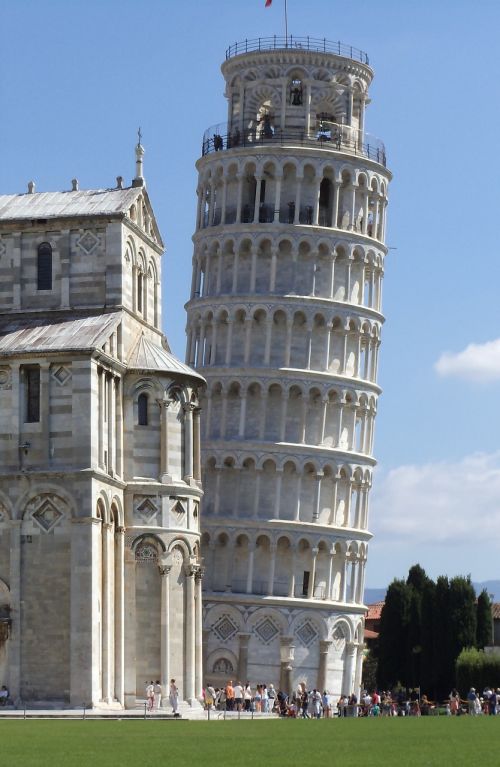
top-left (3, 0), bottom-right (500, 588)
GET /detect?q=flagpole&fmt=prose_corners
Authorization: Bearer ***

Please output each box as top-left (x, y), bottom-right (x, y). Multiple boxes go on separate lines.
top-left (285, 0), bottom-right (288, 43)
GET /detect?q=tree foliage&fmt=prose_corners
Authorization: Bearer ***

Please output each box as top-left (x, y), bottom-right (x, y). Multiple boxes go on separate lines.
top-left (374, 565), bottom-right (491, 698)
top-left (476, 590), bottom-right (493, 649)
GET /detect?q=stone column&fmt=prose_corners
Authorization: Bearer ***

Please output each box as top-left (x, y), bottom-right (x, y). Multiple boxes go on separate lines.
top-left (70, 517), bottom-right (101, 707)
top-left (115, 378), bottom-right (123, 478)
top-left (294, 474), bottom-right (302, 522)
top-left (317, 640), bottom-right (332, 692)
top-left (195, 568), bottom-right (204, 698)
top-left (184, 564), bottom-right (197, 704)
top-left (342, 642), bottom-right (357, 696)
top-left (238, 391), bottom-right (247, 437)
top-left (159, 562), bottom-right (171, 695)
top-left (183, 403), bottom-right (194, 481)
top-left (312, 473), bottom-right (322, 522)
top-left (98, 368), bottom-right (104, 469)
top-left (40, 362), bottom-right (50, 464)
top-left (327, 552), bottom-right (334, 600)
top-left (107, 374), bottom-right (115, 474)
top-left (288, 547), bottom-right (296, 598)
top-left (101, 521), bottom-right (112, 703)
top-left (158, 395), bottom-right (172, 483)
top-left (114, 526), bottom-right (125, 706)
top-left (193, 407), bottom-right (202, 481)
top-left (273, 177), bottom-right (282, 223)
top-left (264, 319), bottom-right (273, 364)
top-left (252, 470), bottom-right (261, 519)
top-left (307, 547), bottom-right (318, 599)
top-left (8, 521), bottom-right (21, 702)
top-left (273, 470), bottom-right (283, 519)
top-left (237, 633), bottom-right (251, 683)
top-left (340, 557), bottom-right (348, 603)
top-left (249, 246), bottom-right (258, 291)
top-left (267, 542), bottom-right (277, 596)
top-left (279, 636), bottom-right (295, 697)
top-left (246, 543), bottom-right (255, 594)
top-left (270, 247), bottom-right (278, 290)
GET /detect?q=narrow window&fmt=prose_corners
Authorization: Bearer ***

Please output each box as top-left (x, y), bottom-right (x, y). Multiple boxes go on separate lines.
top-left (37, 242), bottom-right (52, 290)
top-left (138, 393), bottom-right (148, 425)
top-left (24, 366), bottom-right (40, 423)
top-left (302, 571), bottom-right (310, 597)
top-left (137, 272), bottom-right (143, 313)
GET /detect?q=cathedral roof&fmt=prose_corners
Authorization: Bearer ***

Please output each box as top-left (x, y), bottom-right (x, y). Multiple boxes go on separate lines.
top-left (0, 188), bottom-right (143, 221)
top-left (0, 312), bottom-right (121, 355)
top-left (127, 332), bottom-right (204, 382)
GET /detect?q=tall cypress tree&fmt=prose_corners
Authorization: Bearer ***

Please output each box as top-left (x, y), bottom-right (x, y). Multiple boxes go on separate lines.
top-left (405, 565), bottom-right (430, 689)
top-left (433, 575), bottom-right (451, 699)
top-left (476, 589), bottom-right (493, 649)
top-left (376, 579), bottom-right (411, 689)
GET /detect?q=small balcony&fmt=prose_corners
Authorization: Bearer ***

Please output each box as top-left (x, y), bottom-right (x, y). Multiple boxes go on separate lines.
top-left (202, 120), bottom-right (386, 167)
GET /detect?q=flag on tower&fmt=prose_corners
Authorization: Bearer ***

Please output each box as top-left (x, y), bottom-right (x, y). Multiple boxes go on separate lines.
top-left (265, 0), bottom-right (272, 6)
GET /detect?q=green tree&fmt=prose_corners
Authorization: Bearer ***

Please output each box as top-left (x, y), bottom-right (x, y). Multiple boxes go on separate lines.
top-left (476, 590), bottom-right (493, 649)
top-left (405, 565), bottom-right (431, 689)
top-left (432, 575), bottom-right (451, 699)
top-left (449, 576), bottom-right (477, 662)
top-left (419, 578), bottom-right (436, 695)
top-left (376, 579), bottom-right (411, 689)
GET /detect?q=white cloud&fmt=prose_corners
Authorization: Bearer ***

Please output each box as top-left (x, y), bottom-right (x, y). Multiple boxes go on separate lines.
top-left (370, 452), bottom-right (500, 546)
top-left (435, 338), bottom-right (500, 382)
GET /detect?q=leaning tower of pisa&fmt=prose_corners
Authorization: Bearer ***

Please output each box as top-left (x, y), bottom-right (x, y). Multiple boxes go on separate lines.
top-left (185, 36), bottom-right (391, 697)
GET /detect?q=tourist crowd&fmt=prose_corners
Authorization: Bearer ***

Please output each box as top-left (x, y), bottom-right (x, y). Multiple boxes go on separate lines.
top-left (202, 682), bottom-right (500, 718)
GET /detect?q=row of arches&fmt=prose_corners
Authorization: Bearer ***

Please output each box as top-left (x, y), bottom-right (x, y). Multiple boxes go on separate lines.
top-left (201, 381), bottom-right (377, 455)
top-left (190, 237), bottom-right (384, 310)
top-left (201, 531), bottom-right (367, 604)
top-left (187, 308), bottom-right (381, 383)
top-left (197, 159), bottom-right (388, 241)
top-left (202, 455), bottom-right (371, 529)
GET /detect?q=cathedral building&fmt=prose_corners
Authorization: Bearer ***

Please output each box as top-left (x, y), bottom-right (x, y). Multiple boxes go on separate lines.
top-left (0, 146), bottom-right (204, 708)
top-left (186, 37), bottom-right (391, 695)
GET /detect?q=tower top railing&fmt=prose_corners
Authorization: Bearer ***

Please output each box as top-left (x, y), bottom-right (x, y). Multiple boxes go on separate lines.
top-left (225, 36), bottom-right (370, 65)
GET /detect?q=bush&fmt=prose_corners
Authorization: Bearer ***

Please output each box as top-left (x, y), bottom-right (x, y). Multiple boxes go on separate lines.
top-left (456, 647), bottom-right (500, 693)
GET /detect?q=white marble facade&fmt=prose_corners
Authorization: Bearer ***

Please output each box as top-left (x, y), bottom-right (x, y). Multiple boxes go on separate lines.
top-left (0, 151), bottom-right (204, 707)
top-left (186, 39), bottom-right (391, 696)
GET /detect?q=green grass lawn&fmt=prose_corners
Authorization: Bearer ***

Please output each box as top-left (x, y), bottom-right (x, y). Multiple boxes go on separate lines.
top-left (2, 718), bottom-right (500, 767)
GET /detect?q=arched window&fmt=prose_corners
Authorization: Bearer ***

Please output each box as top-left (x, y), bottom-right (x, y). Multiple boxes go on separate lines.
top-left (37, 243), bottom-right (52, 290)
top-left (138, 393), bottom-right (148, 425)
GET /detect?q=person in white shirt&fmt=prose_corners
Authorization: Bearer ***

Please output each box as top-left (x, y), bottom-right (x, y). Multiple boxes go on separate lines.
top-left (153, 680), bottom-right (162, 710)
top-left (233, 682), bottom-right (243, 711)
top-left (145, 681), bottom-right (154, 712)
top-left (169, 679), bottom-right (179, 716)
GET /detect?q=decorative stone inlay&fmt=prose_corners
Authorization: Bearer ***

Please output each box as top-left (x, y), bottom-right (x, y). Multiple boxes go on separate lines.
top-left (77, 230), bottom-right (99, 255)
top-left (213, 615), bottom-right (238, 642)
top-left (135, 497), bottom-right (158, 523)
top-left (172, 500), bottom-right (186, 517)
top-left (0, 366), bottom-right (11, 390)
top-left (332, 627), bottom-right (346, 652)
top-left (135, 541), bottom-right (158, 563)
top-left (52, 365), bottom-right (71, 386)
top-left (254, 617), bottom-right (280, 644)
top-left (296, 620), bottom-right (318, 648)
top-left (32, 498), bottom-right (64, 533)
